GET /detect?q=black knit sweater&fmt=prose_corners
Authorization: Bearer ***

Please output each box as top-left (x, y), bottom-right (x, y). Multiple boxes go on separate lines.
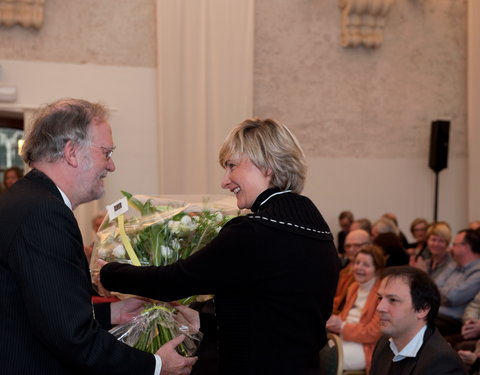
top-left (102, 189), bottom-right (339, 375)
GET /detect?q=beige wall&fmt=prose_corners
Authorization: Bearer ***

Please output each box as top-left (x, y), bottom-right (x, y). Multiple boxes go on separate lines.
top-left (254, 0), bottom-right (466, 159)
top-left (468, 0), bottom-right (480, 222)
top-left (0, 0), bottom-right (469, 242)
top-left (254, 0), bottom-right (468, 238)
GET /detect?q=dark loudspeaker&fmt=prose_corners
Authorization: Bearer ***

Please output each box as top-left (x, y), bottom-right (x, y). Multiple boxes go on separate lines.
top-left (429, 120), bottom-right (450, 173)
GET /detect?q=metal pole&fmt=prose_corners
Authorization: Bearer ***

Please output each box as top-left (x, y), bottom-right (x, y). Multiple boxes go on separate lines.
top-left (434, 171), bottom-right (439, 222)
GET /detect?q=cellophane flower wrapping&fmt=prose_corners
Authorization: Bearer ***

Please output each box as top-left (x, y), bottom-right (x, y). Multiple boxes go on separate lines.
top-left (90, 192), bottom-right (240, 355)
top-left (90, 191), bottom-right (239, 271)
top-left (109, 302), bottom-right (203, 356)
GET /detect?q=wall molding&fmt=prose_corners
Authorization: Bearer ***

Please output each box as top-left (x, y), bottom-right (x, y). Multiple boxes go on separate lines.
top-left (0, 0), bottom-right (45, 29)
top-left (339, 0), bottom-right (395, 48)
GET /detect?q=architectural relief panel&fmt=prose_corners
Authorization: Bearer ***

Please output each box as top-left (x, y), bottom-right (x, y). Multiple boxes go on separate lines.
top-left (254, 0), bottom-right (467, 159)
top-left (0, 0), bottom-right (156, 67)
top-left (0, 0), bottom-right (44, 29)
top-left (339, 0), bottom-right (395, 48)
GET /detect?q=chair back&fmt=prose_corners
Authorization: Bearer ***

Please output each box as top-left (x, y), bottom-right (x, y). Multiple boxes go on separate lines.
top-left (319, 333), bottom-right (343, 375)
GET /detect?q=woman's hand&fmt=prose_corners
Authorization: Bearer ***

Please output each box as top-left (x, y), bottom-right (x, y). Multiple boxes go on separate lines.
top-left (457, 349), bottom-right (478, 366)
top-left (326, 315), bottom-right (343, 334)
top-left (409, 255), bottom-right (427, 272)
top-left (170, 303), bottom-right (200, 331)
top-left (462, 319), bottom-right (480, 339)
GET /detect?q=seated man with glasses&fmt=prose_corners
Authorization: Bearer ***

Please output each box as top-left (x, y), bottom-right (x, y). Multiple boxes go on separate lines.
top-left (434, 229), bottom-right (480, 336)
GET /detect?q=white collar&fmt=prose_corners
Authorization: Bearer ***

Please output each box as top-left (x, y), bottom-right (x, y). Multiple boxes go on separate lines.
top-left (56, 186), bottom-right (72, 210)
top-left (389, 325), bottom-right (427, 362)
top-left (259, 190), bottom-right (292, 207)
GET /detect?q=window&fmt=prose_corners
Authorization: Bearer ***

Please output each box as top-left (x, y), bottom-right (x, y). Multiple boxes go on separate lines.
top-left (0, 111), bottom-right (24, 190)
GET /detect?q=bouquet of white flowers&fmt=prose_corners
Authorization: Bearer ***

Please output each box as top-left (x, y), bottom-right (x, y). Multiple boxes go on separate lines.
top-left (90, 192), bottom-right (240, 355)
top-left (91, 191), bottom-right (239, 269)
top-left (109, 302), bottom-right (202, 356)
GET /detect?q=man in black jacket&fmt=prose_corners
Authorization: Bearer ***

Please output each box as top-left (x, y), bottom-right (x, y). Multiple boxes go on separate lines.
top-left (0, 98), bottom-right (196, 375)
top-left (370, 266), bottom-right (467, 375)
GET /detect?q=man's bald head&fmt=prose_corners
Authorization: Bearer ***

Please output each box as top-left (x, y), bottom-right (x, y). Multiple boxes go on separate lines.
top-left (344, 229), bottom-right (371, 262)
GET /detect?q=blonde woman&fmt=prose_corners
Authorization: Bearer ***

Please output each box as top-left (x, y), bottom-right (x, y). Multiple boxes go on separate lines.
top-left (100, 118), bottom-right (340, 375)
top-left (409, 221), bottom-right (453, 281)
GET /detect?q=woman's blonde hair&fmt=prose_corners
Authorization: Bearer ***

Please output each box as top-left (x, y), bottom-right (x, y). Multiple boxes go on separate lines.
top-left (426, 222), bottom-right (452, 244)
top-left (218, 118), bottom-right (307, 193)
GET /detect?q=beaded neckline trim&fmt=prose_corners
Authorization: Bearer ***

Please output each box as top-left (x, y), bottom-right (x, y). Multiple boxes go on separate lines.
top-left (249, 215), bottom-right (331, 235)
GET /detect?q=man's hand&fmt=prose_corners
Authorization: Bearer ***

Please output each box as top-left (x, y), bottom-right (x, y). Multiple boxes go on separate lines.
top-left (156, 335), bottom-right (198, 375)
top-left (110, 297), bottom-right (148, 325)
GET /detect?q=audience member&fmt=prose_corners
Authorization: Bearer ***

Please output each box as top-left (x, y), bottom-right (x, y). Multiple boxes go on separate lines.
top-left (0, 98), bottom-right (196, 375)
top-left (409, 222), bottom-right (453, 281)
top-left (406, 218), bottom-right (429, 256)
top-left (471, 221), bottom-right (480, 231)
top-left (371, 217), bottom-right (399, 241)
top-left (326, 245), bottom-right (385, 373)
top-left (337, 210), bottom-right (354, 256)
top-left (447, 291), bottom-right (480, 352)
top-left (333, 229), bottom-right (371, 314)
top-left (373, 232), bottom-right (409, 267)
top-left (2, 166), bottom-right (24, 192)
top-left (435, 229), bottom-right (480, 336)
top-left (382, 213), bottom-right (409, 249)
top-left (370, 266), bottom-right (467, 375)
top-left (457, 340), bottom-right (480, 375)
top-left (350, 218), bottom-right (372, 235)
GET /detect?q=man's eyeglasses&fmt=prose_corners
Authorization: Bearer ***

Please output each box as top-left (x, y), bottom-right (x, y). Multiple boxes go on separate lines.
top-left (91, 144), bottom-right (115, 161)
top-left (345, 242), bottom-right (368, 250)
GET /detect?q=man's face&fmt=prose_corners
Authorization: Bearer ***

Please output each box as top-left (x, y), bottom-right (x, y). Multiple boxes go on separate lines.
top-left (76, 121), bottom-right (116, 205)
top-left (451, 232), bottom-right (468, 265)
top-left (376, 276), bottom-right (429, 349)
top-left (344, 230), bottom-right (368, 262)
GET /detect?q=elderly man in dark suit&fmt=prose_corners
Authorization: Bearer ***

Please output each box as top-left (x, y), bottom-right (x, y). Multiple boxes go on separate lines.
top-left (370, 266), bottom-right (467, 375)
top-left (0, 98), bottom-right (197, 375)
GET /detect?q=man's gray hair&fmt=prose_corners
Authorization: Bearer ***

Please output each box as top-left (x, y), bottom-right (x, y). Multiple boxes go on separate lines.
top-left (22, 98), bottom-right (109, 165)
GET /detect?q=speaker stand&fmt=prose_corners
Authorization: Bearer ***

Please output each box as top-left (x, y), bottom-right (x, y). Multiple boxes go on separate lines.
top-left (433, 171), bottom-right (439, 222)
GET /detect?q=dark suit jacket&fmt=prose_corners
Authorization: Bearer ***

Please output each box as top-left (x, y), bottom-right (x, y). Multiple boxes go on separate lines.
top-left (0, 169), bottom-right (154, 375)
top-left (370, 326), bottom-right (467, 375)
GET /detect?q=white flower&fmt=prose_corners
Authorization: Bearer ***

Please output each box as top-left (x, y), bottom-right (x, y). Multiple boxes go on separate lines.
top-left (214, 212), bottom-right (223, 222)
top-left (180, 215), bottom-right (192, 226)
top-left (113, 245), bottom-right (126, 258)
top-left (161, 245), bottom-right (173, 258)
top-left (171, 239), bottom-right (181, 251)
top-left (168, 220), bottom-right (181, 234)
top-left (178, 215), bottom-right (197, 232)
